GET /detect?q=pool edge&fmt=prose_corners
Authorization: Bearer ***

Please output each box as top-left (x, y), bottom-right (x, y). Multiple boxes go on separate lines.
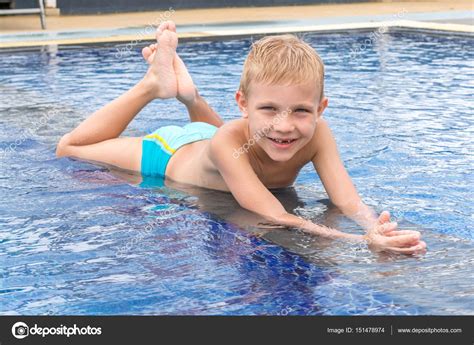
top-left (0, 20), bottom-right (472, 49)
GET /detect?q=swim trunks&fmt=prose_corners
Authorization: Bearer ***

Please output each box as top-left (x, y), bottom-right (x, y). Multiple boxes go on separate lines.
top-left (141, 121), bottom-right (218, 177)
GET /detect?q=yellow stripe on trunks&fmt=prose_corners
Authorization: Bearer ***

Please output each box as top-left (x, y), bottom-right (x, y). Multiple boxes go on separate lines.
top-left (145, 133), bottom-right (176, 154)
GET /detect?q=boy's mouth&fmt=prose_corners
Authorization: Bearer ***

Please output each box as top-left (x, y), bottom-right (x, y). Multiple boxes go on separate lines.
top-left (267, 136), bottom-right (297, 148)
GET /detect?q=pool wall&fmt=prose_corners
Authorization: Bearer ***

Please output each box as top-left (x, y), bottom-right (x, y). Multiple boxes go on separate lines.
top-left (12, 0), bottom-right (370, 15)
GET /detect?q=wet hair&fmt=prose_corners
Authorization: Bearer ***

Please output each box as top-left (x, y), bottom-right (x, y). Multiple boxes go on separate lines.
top-left (239, 34), bottom-right (325, 101)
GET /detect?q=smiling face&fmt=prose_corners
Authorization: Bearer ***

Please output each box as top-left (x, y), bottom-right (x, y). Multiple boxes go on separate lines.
top-left (237, 34), bottom-right (327, 162)
top-left (236, 81), bottom-right (328, 162)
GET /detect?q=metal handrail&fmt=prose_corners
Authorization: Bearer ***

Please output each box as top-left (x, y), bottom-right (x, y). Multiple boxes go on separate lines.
top-left (0, 0), bottom-right (46, 29)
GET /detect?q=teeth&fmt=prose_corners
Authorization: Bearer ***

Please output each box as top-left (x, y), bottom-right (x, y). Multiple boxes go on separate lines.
top-left (272, 138), bottom-right (292, 144)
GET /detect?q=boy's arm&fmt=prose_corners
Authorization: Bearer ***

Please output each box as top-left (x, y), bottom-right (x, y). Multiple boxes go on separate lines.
top-left (311, 119), bottom-right (426, 252)
top-left (210, 127), bottom-right (423, 254)
top-left (311, 118), bottom-right (382, 230)
top-left (209, 127), bottom-right (360, 240)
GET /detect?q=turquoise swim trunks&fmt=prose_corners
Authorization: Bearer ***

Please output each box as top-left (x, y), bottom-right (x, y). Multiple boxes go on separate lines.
top-left (141, 121), bottom-right (218, 177)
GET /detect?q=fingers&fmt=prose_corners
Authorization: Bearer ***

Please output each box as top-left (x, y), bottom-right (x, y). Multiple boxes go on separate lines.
top-left (383, 229), bottom-right (419, 237)
top-left (418, 240), bottom-right (427, 250)
top-left (378, 221), bottom-right (398, 234)
top-left (378, 210), bottom-right (391, 224)
top-left (382, 232), bottom-right (421, 248)
top-left (385, 240), bottom-right (427, 255)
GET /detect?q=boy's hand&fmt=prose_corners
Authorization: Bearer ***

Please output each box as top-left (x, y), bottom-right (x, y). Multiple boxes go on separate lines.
top-left (366, 211), bottom-right (427, 254)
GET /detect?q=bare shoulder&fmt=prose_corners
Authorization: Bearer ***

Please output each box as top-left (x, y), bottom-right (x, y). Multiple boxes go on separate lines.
top-left (316, 117), bottom-right (331, 133)
top-left (309, 117), bottom-right (334, 159)
top-left (208, 118), bottom-right (253, 168)
top-left (211, 118), bottom-right (248, 145)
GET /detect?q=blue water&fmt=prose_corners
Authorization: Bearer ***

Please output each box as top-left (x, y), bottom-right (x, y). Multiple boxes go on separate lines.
top-left (0, 30), bottom-right (473, 315)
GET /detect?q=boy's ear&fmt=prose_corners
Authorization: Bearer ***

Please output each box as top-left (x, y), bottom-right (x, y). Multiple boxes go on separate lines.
top-left (317, 97), bottom-right (329, 119)
top-left (235, 91), bottom-right (249, 118)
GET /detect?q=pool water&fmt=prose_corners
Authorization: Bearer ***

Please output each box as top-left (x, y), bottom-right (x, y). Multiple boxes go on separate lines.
top-left (0, 30), bottom-right (473, 315)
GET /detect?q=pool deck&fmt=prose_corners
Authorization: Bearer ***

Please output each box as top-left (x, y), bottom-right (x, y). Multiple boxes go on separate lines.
top-left (0, 1), bottom-right (472, 48)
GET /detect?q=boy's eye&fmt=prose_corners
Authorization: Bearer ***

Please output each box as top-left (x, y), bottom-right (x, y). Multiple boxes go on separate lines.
top-left (295, 108), bottom-right (310, 113)
top-left (260, 106), bottom-right (277, 111)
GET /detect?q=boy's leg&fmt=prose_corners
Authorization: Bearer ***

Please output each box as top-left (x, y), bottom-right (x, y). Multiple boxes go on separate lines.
top-left (59, 136), bottom-right (143, 172)
top-left (182, 87), bottom-right (225, 128)
top-left (142, 21), bottom-right (224, 128)
top-left (57, 26), bottom-right (179, 172)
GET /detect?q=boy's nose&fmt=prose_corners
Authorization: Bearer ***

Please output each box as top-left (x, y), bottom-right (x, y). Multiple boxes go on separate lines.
top-left (273, 116), bottom-right (295, 133)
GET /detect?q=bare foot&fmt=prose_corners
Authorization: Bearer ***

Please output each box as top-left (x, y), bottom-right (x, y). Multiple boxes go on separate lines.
top-left (143, 24), bottom-right (178, 99)
top-left (174, 55), bottom-right (197, 104)
top-left (142, 21), bottom-right (196, 104)
top-left (142, 20), bottom-right (176, 64)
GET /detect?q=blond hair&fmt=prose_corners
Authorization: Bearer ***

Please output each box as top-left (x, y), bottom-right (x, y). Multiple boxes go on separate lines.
top-left (239, 34), bottom-right (325, 100)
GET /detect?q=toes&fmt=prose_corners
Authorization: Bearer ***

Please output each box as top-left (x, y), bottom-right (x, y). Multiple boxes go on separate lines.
top-left (158, 20), bottom-right (176, 33)
top-left (158, 30), bottom-right (177, 50)
top-left (142, 45), bottom-right (157, 64)
top-left (157, 21), bottom-right (168, 34)
top-left (142, 46), bottom-right (151, 60)
top-left (155, 27), bottom-right (163, 42)
top-left (167, 20), bottom-right (176, 32)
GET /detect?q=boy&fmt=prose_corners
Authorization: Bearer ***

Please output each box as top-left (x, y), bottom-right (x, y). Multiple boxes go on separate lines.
top-left (56, 21), bottom-right (426, 254)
